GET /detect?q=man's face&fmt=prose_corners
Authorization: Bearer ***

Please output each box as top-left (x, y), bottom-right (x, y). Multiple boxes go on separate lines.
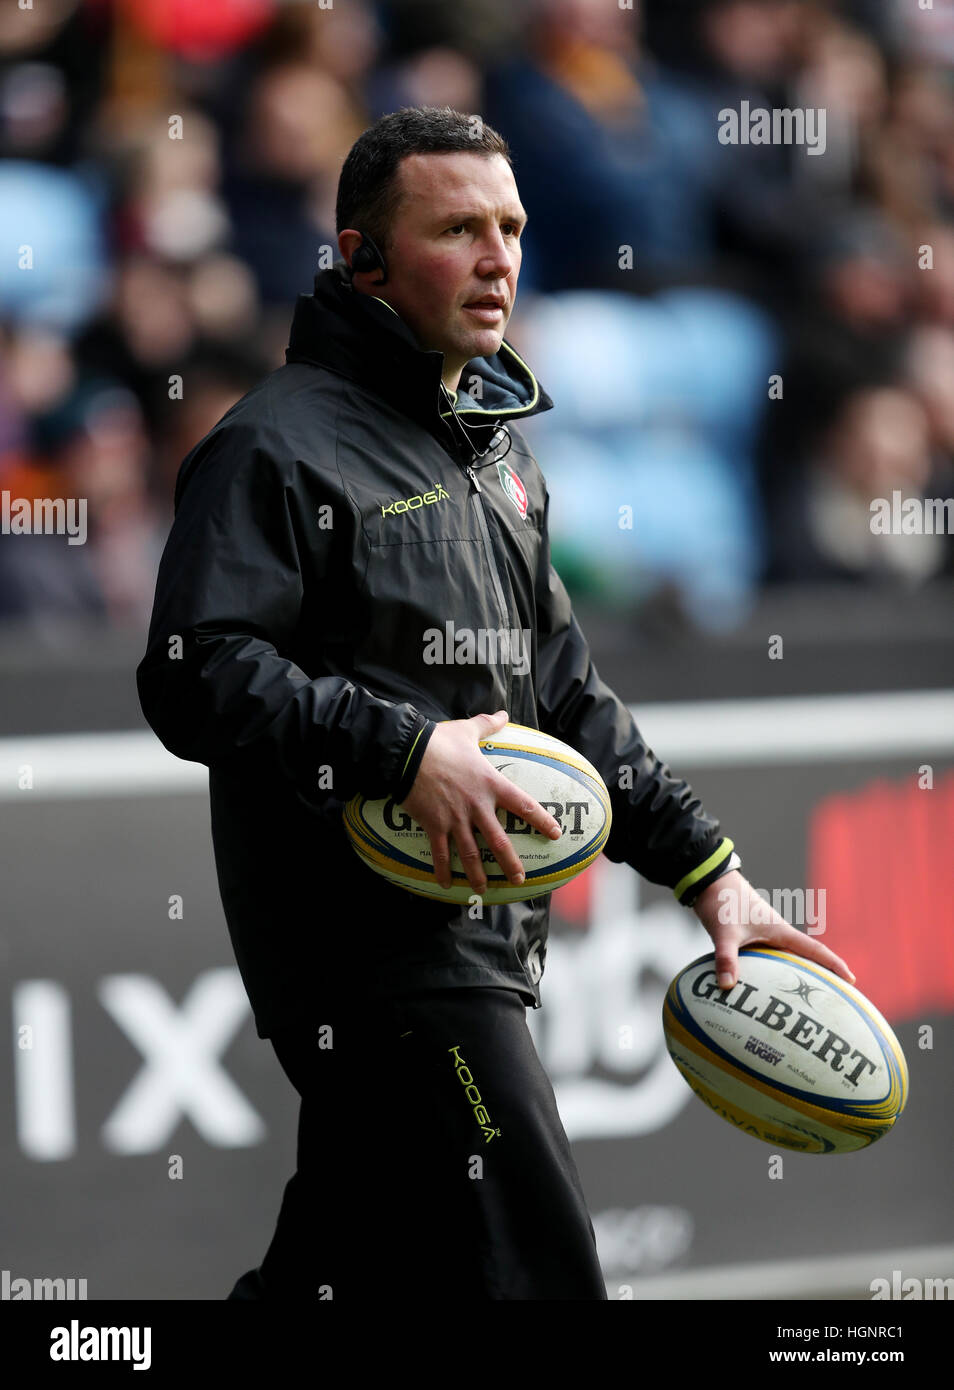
top-left (341, 151), bottom-right (527, 392)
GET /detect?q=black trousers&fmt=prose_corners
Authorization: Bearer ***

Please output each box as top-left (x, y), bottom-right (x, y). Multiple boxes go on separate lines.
top-left (227, 986), bottom-right (607, 1300)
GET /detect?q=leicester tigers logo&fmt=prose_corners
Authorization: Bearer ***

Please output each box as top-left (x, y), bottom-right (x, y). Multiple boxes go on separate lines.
top-left (496, 460), bottom-right (528, 519)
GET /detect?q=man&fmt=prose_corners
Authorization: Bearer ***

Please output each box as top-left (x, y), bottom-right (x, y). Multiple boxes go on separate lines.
top-left (136, 106), bottom-right (855, 1301)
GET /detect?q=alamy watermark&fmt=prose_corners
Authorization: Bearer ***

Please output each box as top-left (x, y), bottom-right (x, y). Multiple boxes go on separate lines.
top-left (870, 491), bottom-right (954, 534)
top-left (718, 100), bottom-right (827, 156)
top-left (50, 1321), bottom-right (151, 1370)
top-left (717, 885), bottom-right (827, 936)
top-left (870, 1270), bottom-right (953, 1300)
top-left (2, 1268), bottom-right (87, 1299)
top-left (422, 621), bottom-right (532, 678)
top-left (1, 491), bottom-right (87, 545)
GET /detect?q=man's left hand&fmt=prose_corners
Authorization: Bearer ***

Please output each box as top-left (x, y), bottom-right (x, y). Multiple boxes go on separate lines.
top-left (692, 869), bottom-right (856, 990)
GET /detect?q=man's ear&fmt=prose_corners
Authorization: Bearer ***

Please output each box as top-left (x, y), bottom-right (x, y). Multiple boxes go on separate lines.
top-left (337, 229), bottom-right (363, 272)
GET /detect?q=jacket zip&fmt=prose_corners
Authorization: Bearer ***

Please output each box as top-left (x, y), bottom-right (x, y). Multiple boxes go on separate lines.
top-left (463, 454), bottom-right (541, 1003)
top-left (461, 457), bottom-right (513, 719)
top-left (439, 385), bottom-right (516, 717)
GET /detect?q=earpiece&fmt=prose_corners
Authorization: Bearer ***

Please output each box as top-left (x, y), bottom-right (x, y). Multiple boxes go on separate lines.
top-left (348, 232), bottom-right (388, 286)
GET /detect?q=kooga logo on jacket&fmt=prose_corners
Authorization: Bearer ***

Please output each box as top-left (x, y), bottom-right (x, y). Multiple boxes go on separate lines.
top-left (381, 482), bottom-right (450, 518)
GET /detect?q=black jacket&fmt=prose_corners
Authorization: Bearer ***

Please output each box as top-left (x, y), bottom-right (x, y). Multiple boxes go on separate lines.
top-left (136, 263), bottom-right (735, 1039)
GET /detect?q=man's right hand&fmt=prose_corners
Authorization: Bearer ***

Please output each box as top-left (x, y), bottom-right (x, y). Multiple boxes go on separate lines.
top-left (399, 710), bottom-right (563, 894)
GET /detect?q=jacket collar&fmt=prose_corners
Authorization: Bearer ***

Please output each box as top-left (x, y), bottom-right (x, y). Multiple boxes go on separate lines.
top-left (285, 261), bottom-right (553, 457)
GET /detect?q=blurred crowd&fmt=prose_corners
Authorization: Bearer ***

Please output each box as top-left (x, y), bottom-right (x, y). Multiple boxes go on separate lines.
top-left (1, 0), bottom-right (953, 633)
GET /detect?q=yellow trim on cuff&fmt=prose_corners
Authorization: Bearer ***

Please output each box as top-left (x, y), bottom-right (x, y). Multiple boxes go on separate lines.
top-left (400, 724), bottom-right (426, 780)
top-left (673, 838), bottom-right (735, 902)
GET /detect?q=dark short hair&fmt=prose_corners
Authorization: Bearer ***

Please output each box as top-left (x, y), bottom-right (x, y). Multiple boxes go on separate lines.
top-left (335, 106), bottom-right (512, 253)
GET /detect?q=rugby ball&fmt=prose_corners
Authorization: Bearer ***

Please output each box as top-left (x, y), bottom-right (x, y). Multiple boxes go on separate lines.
top-left (662, 948), bottom-right (908, 1154)
top-left (342, 721), bottom-right (612, 904)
